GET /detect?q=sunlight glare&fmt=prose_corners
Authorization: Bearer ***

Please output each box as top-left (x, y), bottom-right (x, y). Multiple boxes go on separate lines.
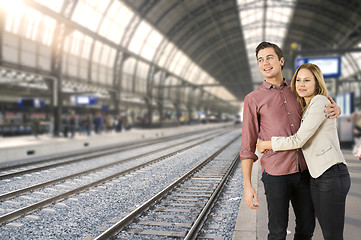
top-left (0, 0), bottom-right (25, 13)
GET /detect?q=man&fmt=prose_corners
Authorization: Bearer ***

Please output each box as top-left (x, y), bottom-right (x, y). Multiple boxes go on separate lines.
top-left (240, 42), bottom-right (340, 240)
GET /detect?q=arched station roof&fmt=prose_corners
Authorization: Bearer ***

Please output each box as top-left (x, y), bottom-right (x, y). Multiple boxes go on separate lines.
top-left (0, 0), bottom-right (360, 116)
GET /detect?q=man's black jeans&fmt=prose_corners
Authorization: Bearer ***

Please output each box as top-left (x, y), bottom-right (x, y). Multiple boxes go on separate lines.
top-left (262, 170), bottom-right (315, 240)
top-left (310, 163), bottom-right (350, 240)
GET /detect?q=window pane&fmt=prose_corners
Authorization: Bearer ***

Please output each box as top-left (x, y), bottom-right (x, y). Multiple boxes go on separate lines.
top-left (141, 29), bottom-right (164, 60)
top-left (136, 61), bottom-right (150, 79)
top-left (4, 4), bottom-right (56, 46)
top-left (33, 0), bottom-right (64, 13)
top-left (72, 0), bottom-right (111, 32)
top-left (81, 35), bottom-right (93, 59)
top-left (92, 41), bottom-right (103, 61)
top-left (90, 41), bottom-right (116, 67)
top-left (128, 21), bottom-right (152, 55)
top-left (158, 41), bottom-right (174, 67)
top-left (238, 0), bottom-right (296, 85)
top-left (98, 0), bottom-right (134, 44)
top-left (123, 58), bottom-right (137, 75)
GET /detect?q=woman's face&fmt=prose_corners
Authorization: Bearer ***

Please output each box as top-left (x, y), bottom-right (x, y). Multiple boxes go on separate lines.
top-left (295, 68), bottom-right (316, 103)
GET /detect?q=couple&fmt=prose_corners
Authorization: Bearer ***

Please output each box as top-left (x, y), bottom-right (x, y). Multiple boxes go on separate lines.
top-left (240, 42), bottom-right (350, 240)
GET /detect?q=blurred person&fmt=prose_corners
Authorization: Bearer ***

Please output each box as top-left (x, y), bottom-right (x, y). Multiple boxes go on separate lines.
top-left (115, 114), bottom-right (122, 132)
top-left (240, 42), bottom-right (341, 240)
top-left (352, 111), bottom-right (361, 139)
top-left (94, 112), bottom-right (103, 134)
top-left (84, 114), bottom-right (92, 136)
top-left (352, 111), bottom-right (361, 160)
top-left (257, 63), bottom-right (350, 240)
top-left (62, 115), bottom-right (69, 138)
top-left (48, 116), bottom-right (54, 137)
top-left (78, 115), bottom-right (86, 135)
top-left (32, 118), bottom-right (39, 138)
top-left (106, 114), bottom-right (114, 132)
top-left (69, 111), bottom-right (76, 138)
top-left (123, 115), bottom-right (130, 130)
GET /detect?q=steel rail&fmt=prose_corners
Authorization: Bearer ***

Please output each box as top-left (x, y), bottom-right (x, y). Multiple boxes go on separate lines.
top-left (0, 128), bottom-right (224, 180)
top-left (93, 135), bottom-right (240, 240)
top-left (184, 154), bottom-right (240, 239)
top-left (0, 131), bottom-right (222, 201)
top-left (0, 133), bottom-right (225, 225)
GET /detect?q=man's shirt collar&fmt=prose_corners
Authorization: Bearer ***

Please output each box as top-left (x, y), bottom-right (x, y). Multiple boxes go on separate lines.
top-left (262, 78), bottom-right (288, 89)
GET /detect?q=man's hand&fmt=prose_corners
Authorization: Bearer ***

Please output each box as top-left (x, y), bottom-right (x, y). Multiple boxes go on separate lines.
top-left (244, 185), bottom-right (259, 209)
top-left (325, 96), bottom-right (341, 119)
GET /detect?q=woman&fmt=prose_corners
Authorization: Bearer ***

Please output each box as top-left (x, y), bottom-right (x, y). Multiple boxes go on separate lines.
top-left (257, 63), bottom-right (350, 240)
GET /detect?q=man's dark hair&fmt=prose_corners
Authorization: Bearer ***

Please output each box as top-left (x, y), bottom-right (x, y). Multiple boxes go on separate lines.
top-left (255, 41), bottom-right (284, 62)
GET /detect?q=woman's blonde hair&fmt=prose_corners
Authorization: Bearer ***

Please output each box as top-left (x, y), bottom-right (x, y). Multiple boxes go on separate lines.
top-left (291, 63), bottom-right (328, 112)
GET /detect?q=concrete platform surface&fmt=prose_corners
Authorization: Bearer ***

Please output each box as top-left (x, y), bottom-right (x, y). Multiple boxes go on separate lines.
top-left (0, 123), bottom-right (231, 167)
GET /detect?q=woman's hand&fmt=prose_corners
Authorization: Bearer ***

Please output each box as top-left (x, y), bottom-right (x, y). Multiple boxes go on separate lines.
top-left (325, 96), bottom-right (341, 119)
top-left (257, 140), bottom-right (272, 153)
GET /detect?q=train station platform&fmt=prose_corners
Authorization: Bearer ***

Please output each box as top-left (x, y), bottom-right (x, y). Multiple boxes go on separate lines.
top-left (233, 148), bottom-right (361, 240)
top-left (0, 123), bottom-right (232, 168)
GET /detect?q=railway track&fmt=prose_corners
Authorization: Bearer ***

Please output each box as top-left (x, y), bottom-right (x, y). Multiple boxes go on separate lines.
top-left (0, 128), bottom-right (227, 180)
top-left (0, 130), bottom-right (225, 202)
top-left (0, 129), bottom-right (233, 226)
top-left (94, 136), bottom-right (240, 240)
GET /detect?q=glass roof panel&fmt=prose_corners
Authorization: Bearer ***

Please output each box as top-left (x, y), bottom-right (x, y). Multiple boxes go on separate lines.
top-left (238, 0), bottom-right (296, 85)
top-left (239, 1), bottom-right (263, 26)
top-left (72, 0), bottom-right (111, 32)
top-left (4, 10), bottom-right (22, 33)
top-left (128, 20), bottom-right (152, 55)
top-left (104, 46), bottom-right (116, 67)
top-left (98, 0), bottom-right (134, 44)
top-left (136, 61), bottom-right (150, 79)
top-left (0, 0), bottom-right (246, 104)
top-left (204, 85), bottom-right (236, 102)
top-left (169, 51), bottom-right (185, 74)
top-left (177, 57), bottom-right (191, 77)
top-left (3, 2), bottom-right (56, 46)
top-left (92, 42), bottom-right (116, 67)
top-left (41, 18), bottom-right (56, 45)
top-left (115, 3), bottom-right (136, 35)
top-left (81, 35), bottom-right (93, 59)
top-left (140, 29), bottom-right (164, 61)
top-left (64, 30), bottom-right (84, 56)
top-left (184, 63), bottom-right (198, 81)
top-left (33, 0), bottom-right (64, 13)
top-left (92, 41), bottom-right (103, 63)
top-left (123, 57), bottom-right (137, 75)
top-left (158, 41), bottom-right (175, 67)
top-left (197, 72), bottom-right (208, 84)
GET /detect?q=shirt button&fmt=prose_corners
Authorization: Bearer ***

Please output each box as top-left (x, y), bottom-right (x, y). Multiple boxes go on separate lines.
top-left (287, 112), bottom-right (290, 115)
top-left (291, 124), bottom-right (294, 127)
top-left (284, 100), bottom-right (287, 103)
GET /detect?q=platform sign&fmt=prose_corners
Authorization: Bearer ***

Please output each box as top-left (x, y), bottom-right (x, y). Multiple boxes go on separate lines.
top-left (102, 105), bottom-right (108, 111)
top-left (18, 98), bottom-right (44, 108)
top-left (76, 96), bottom-right (89, 105)
top-left (295, 56), bottom-right (341, 78)
top-left (73, 95), bottom-right (98, 105)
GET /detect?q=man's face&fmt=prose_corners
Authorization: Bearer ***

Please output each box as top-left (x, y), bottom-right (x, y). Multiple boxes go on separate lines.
top-left (257, 47), bottom-right (284, 79)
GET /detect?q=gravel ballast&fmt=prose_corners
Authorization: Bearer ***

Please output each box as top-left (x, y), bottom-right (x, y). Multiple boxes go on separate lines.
top-left (0, 129), bottom-right (243, 240)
